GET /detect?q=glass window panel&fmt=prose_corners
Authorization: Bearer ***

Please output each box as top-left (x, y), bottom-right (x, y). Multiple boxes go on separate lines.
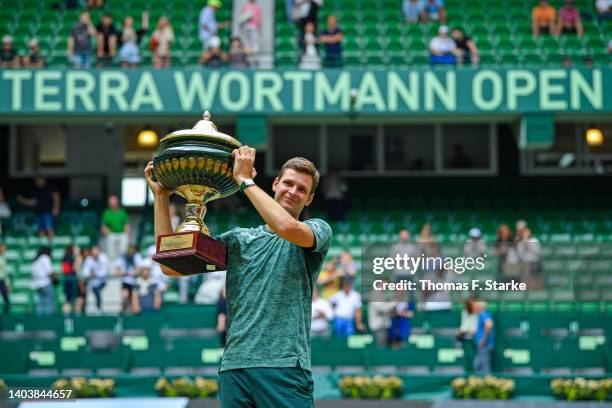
top-left (384, 125), bottom-right (435, 171)
top-left (442, 124), bottom-right (490, 169)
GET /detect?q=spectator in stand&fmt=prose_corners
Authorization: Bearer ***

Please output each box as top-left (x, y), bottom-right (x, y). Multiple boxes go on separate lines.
top-left (403, 0), bottom-right (425, 23)
top-left (532, 0), bottom-right (557, 37)
top-left (217, 287), bottom-right (227, 346)
top-left (22, 38), bottom-right (45, 68)
top-left (199, 36), bottom-right (228, 67)
top-left (115, 244), bottom-right (142, 313)
top-left (417, 223), bottom-right (437, 256)
top-left (317, 259), bottom-right (341, 299)
top-left (514, 219), bottom-right (527, 242)
top-left (299, 21), bottom-right (321, 69)
top-left (95, 13), bottom-right (117, 67)
top-left (68, 11), bottom-right (96, 69)
top-left (286, 0), bottom-right (295, 24)
top-left (61, 245), bottom-right (83, 315)
top-left (77, 247), bottom-right (91, 311)
top-left (321, 167), bottom-right (347, 221)
top-left (608, 39), bottom-right (612, 53)
top-left (494, 224), bottom-right (519, 281)
top-left (17, 177), bottom-right (61, 240)
top-left (429, 25), bottom-right (457, 66)
top-left (151, 16), bottom-right (174, 69)
top-left (179, 274), bottom-right (198, 304)
top-left (239, 0), bottom-right (262, 55)
top-left (82, 245), bottom-right (109, 313)
top-left (169, 203), bottom-right (181, 231)
top-left (32, 246), bottom-right (55, 315)
top-left (473, 300), bottom-right (494, 373)
top-left (422, 247), bottom-right (453, 312)
top-left (0, 188), bottom-right (11, 236)
top-left (0, 35), bottom-right (19, 68)
top-left (195, 269), bottom-right (226, 304)
top-left (319, 15), bottom-right (344, 68)
top-left (295, 0), bottom-right (323, 38)
top-left (389, 290), bottom-right (415, 349)
top-left (456, 297), bottom-right (478, 372)
top-left (0, 242), bottom-right (10, 314)
top-left (147, 245), bottom-right (168, 294)
top-left (451, 28), bottom-right (479, 66)
top-left (330, 278), bottom-right (364, 337)
top-left (463, 227), bottom-right (487, 258)
top-left (88, 0), bottom-right (103, 8)
top-left (101, 195), bottom-right (130, 264)
top-left (367, 286), bottom-right (396, 347)
top-left (131, 259), bottom-right (162, 313)
top-left (199, 0), bottom-right (228, 50)
top-left (390, 229), bottom-right (419, 282)
top-left (422, 0), bottom-right (447, 23)
top-left (558, 0), bottom-right (584, 37)
top-left (229, 37), bottom-right (251, 68)
top-left (118, 11), bottom-right (149, 68)
top-left (516, 227), bottom-right (542, 289)
top-left (596, 0), bottom-right (612, 21)
top-left (338, 250), bottom-right (357, 278)
top-left (311, 287), bottom-right (333, 336)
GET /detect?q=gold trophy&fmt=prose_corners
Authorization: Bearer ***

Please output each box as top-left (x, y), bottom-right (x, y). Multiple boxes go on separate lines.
top-left (151, 112), bottom-right (241, 275)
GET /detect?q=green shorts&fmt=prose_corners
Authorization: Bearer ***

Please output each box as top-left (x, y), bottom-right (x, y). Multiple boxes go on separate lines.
top-left (218, 366), bottom-right (314, 408)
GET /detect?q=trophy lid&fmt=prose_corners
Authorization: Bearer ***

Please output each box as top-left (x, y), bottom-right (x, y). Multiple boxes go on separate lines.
top-left (161, 111), bottom-right (241, 148)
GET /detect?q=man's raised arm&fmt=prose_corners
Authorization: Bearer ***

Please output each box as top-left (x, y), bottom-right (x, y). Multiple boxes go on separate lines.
top-left (144, 161), bottom-right (183, 277)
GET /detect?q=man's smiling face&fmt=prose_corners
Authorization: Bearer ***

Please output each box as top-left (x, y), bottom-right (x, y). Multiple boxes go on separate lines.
top-left (272, 168), bottom-right (314, 218)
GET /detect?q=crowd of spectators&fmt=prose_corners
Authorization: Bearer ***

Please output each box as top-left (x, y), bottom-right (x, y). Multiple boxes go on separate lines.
top-left (0, 0), bottom-right (263, 70)
top-left (286, 0), bottom-right (346, 68)
top-left (1, 0), bottom-right (609, 70)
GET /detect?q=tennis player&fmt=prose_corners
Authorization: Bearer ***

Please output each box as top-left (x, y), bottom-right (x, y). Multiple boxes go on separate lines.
top-left (145, 146), bottom-right (331, 407)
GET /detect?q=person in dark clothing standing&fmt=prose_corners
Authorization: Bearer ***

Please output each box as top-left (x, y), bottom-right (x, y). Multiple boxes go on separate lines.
top-left (17, 177), bottom-right (61, 239)
top-left (295, 0), bottom-right (323, 48)
top-left (319, 15), bottom-right (343, 67)
top-left (96, 13), bottom-right (118, 67)
top-left (62, 245), bottom-right (83, 315)
top-left (68, 11), bottom-right (97, 69)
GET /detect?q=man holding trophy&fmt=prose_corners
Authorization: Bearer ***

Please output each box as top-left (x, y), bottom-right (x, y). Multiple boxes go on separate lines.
top-left (144, 113), bottom-right (331, 407)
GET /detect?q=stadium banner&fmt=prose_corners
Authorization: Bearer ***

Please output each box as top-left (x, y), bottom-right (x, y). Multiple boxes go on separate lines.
top-left (0, 68), bottom-right (610, 115)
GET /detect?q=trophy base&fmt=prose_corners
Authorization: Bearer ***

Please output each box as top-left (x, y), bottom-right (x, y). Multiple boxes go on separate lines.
top-left (152, 231), bottom-right (227, 276)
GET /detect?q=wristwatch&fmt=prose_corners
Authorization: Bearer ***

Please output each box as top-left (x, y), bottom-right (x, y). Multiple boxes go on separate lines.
top-left (239, 178), bottom-right (256, 193)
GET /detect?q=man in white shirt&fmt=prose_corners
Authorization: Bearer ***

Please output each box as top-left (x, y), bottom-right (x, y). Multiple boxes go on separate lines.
top-left (311, 287), bottom-right (333, 336)
top-left (147, 244), bottom-right (169, 293)
top-left (113, 244), bottom-right (142, 312)
top-left (329, 278), bottom-right (364, 337)
top-left (463, 228), bottom-right (487, 258)
top-left (31, 246), bottom-right (55, 315)
top-left (82, 245), bottom-right (109, 312)
top-left (429, 25), bottom-right (458, 65)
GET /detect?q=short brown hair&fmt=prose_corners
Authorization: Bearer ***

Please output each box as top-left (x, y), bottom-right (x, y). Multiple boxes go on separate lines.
top-left (278, 157), bottom-right (320, 193)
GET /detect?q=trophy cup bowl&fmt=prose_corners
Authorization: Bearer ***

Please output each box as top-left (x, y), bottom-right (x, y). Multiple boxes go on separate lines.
top-left (151, 111), bottom-right (241, 275)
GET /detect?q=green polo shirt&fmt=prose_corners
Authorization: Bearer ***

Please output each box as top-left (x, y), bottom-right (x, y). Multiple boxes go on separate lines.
top-left (215, 218), bottom-right (332, 372)
top-left (101, 208), bottom-right (129, 233)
